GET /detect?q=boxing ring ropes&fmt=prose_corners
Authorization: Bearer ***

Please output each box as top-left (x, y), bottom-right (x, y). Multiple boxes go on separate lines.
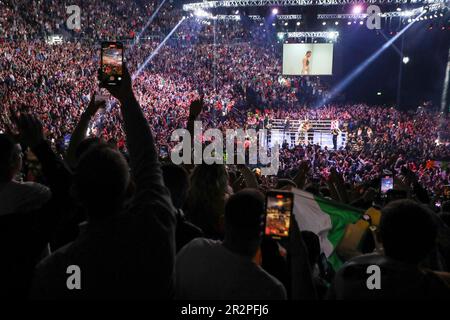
top-left (262, 119), bottom-right (347, 149)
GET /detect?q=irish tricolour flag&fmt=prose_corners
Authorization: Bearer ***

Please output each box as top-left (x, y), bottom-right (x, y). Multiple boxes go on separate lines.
top-left (292, 188), bottom-right (363, 270)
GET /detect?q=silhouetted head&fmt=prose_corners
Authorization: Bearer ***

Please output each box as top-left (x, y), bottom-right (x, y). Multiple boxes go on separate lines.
top-left (224, 189), bottom-right (265, 257)
top-left (0, 134), bottom-right (22, 182)
top-left (380, 199), bottom-right (437, 265)
top-left (187, 164), bottom-right (229, 238)
top-left (72, 144), bottom-right (130, 220)
top-left (306, 51), bottom-right (312, 58)
top-left (75, 137), bottom-right (103, 163)
top-left (162, 164), bottom-right (189, 209)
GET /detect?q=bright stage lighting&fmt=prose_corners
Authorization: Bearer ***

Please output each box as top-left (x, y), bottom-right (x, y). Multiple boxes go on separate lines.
top-left (396, 8), bottom-right (402, 12)
top-left (296, 21), bottom-right (300, 26)
top-left (194, 9), bottom-right (211, 18)
top-left (377, 92), bottom-right (382, 96)
top-left (322, 21), bottom-right (327, 25)
top-left (335, 21), bottom-right (339, 25)
top-left (402, 56), bottom-right (410, 64)
top-left (347, 21), bottom-right (351, 25)
top-left (284, 22), bottom-right (288, 26)
top-left (272, 8), bottom-right (279, 15)
top-left (352, 5), bottom-right (362, 14)
top-left (359, 21), bottom-right (364, 25)
top-left (277, 33), bottom-right (285, 40)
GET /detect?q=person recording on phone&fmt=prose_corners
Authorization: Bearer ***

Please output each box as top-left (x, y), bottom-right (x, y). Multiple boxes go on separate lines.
top-left (327, 200), bottom-right (450, 299)
top-left (301, 51), bottom-right (312, 75)
top-left (30, 65), bottom-right (177, 299)
top-left (175, 189), bottom-right (287, 300)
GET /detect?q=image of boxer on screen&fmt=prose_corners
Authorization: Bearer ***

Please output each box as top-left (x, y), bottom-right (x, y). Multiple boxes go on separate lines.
top-left (301, 50), bottom-right (312, 75)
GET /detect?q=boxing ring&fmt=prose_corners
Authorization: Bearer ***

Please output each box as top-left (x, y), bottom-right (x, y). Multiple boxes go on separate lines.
top-left (262, 119), bottom-right (347, 149)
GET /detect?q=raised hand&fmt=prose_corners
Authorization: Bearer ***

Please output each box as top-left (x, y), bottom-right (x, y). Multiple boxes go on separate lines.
top-left (85, 92), bottom-right (106, 117)
top-left (15, 113), bottom-right (45, 149)
top-left (99, 65), bottom-right (133, 103)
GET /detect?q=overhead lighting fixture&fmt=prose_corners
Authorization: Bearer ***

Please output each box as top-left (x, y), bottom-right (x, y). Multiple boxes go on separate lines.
top-left (296, 21), bottom-right (300, 26)
top-left (322, 21), bottom-right (327, 26)
top-left (352, 5), bottom-right (362, 14)
top-left (272, 8), bottom-right (279, 15)
top-left (402, 56), bottom-right (410, 64)
top-left (347, 21), bottom-right (352, 25)
top-left (335, 21), bottom-right (339, 25)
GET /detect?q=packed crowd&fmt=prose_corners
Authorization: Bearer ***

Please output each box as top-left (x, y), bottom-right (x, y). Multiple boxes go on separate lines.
top-left (1, 0), bottom-right (450, 300)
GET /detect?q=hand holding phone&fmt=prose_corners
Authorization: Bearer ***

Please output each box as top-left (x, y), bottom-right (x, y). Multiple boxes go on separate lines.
top-left (380, 175), bottom-right (394, 196)
top-left (100, 42), bottom-right (124, 86)
top-left (264, 190), bottom-right (294, 239)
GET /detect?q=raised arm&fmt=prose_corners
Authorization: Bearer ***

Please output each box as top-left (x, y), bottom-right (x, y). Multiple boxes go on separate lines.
top-left (102, 66), bottom-right (175, 214)
top-left (65, 93), bottom-right (105, 169)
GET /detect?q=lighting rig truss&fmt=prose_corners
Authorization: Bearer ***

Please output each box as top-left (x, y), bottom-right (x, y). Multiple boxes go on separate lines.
top-left (317, 2), bottom-right (447, 19)
top-left (183, 0), bottom-right (447, 11)
top-left (277, 31), bottom-right (340, 38)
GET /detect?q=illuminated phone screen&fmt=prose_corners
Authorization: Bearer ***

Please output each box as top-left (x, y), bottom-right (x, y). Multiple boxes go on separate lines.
top-left (101, 43), bottom-right (123, 84)
top-left (265, 192), bottom-right (293, 239)
top-left (381, 176), bottom-right (394, 194)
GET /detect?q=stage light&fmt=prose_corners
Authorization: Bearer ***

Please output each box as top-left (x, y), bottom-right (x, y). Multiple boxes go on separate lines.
top-left (235, 10), bottom-right (239, 15)
top-left (284, 22), bottom-right (288, 26)
top-left (278, 33), bottom-right (285, 40)
top-left (396, 8), bottom-right (402, 12)
top-left (335, 21), bottom-right (339, 25)
top-left (402, 56), bottom-right (410, 64)
top-left (327, 31), bottom-right (338, 41)
top-left (424, 16), bottom-right (428, 19)
top-left (296, 21), bottom-right (300, 26)
top-left (194, 9), bottom-right (210, 18)
top-left (272, 8), bottom-right (279, 15)
top-left (347, 21), bottom-right (352, 25)
top-left (359, 21), bottom-right (364, 25)
top-left (352, 5), bottom-right (362, 14)
top-left (408, 18), bottom-right (412, 22)
top-left (377, 92), bottom-right (382, 96)
top-left (272, 23), bottom-right (276, 26)
top-left (322, 21), bottom-right (326, 26)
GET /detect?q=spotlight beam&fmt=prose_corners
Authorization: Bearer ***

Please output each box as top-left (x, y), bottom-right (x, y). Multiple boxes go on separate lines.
top-left (316, 11), bottom-right (425, 108)
top-left (131, 0), bottom-right (168, 51)
top-left (379, 31), bottom-right (402, 57)
top-left (132, 17), bottom-right (186, 80)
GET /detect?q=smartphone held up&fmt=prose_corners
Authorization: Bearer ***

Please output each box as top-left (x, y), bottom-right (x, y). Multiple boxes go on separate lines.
top-left (264, 190), bottom-right (294, 240)
top-left (100, 42), bottom-right (124, 86)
